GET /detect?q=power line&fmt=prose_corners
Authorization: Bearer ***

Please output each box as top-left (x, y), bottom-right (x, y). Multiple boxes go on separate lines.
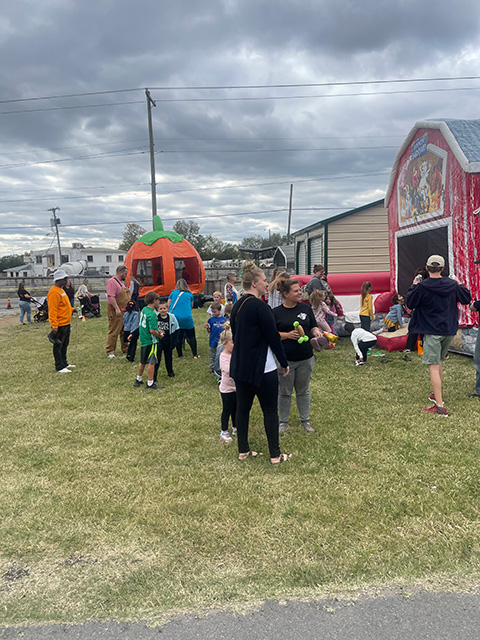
top-left (154, 146), bottom-right (398, 153)
top-left (0, 170), bottom-right (391, 204)
top-left (0, 148), bottom-right (146, 170)
top-left (2, 84), bottom-right (480, 116)
top-left (1, 75), bottom-right (480, 104)
top-left (0, 138), bottom-right (148, 156)
top-left (0, 206), bottom-right (345, 231)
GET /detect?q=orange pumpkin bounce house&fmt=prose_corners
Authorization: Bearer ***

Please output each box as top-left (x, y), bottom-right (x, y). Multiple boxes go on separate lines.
top-left (124, 215), bottom-right (205, 299)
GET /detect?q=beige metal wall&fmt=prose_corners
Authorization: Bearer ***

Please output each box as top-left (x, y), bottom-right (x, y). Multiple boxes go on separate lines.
top-left (327, 203), bottom-right (389, 274)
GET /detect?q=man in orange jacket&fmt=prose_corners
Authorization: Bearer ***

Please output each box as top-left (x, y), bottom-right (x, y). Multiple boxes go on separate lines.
top-left (47, 269), bottom-right (74, 373)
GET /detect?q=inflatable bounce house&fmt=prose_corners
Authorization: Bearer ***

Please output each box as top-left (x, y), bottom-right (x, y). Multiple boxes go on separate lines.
top-left (124, 215), bottom-right (205, 300)
top-left (384, 119), bottom-right (480, 354)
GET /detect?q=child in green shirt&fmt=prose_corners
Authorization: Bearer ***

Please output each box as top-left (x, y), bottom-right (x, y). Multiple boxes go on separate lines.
top-left (134, 291), bottom-right (163, 390)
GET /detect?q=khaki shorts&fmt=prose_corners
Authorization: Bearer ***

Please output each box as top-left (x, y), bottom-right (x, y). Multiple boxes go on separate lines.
top-left (422, 334), bottom-right (454, 365)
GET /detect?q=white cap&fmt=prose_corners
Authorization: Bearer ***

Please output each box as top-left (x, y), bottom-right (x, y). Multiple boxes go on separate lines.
top-left (53, 269), bottom-right (68, 281)
top-left (426, 255), bottom-right (445, 268)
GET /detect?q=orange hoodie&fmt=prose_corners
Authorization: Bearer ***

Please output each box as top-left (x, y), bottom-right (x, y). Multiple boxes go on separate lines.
top-left (47, 285), bottom-right (73, 329)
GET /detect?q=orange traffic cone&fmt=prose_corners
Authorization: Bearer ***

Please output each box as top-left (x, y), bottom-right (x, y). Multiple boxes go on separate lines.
top-left (7, 296), bottom-right (12, 309)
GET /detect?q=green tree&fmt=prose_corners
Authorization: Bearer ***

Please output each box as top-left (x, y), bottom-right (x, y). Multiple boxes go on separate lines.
top-left (172, 221), bottom-right (204, 251)
top-left (118, 223), bottom-right (146, 251)
top-left (0, 253), bottom-right (25, 271)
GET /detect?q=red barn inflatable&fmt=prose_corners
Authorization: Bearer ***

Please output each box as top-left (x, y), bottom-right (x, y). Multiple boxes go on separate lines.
top-left (124, 215), bottom-right (205, 299)
top-left (385, 119), bottom-right (480, 327)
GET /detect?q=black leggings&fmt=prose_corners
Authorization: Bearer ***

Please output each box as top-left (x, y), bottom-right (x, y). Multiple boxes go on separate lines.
top-left (153, 341), bottom-right (174, 381)
top-left (357, 339), bottom-right (377, 362)
top-left (221, 392), bottom-right (237, 432)
top-left (406, 331), bottom-right (423, 351)
top-left (176, 328), bottom-right (197, 357)
top-left (235, 370), bottom-right (280, 459)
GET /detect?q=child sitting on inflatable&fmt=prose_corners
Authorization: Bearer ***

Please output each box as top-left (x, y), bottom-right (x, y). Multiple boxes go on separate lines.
top-left (375, 294), bottom-right (405, 334)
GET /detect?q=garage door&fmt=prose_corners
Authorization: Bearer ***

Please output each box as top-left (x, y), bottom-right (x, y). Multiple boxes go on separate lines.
top-left (308, 235), bottom-right (323, 272)
top-left (296, 241), bottom-right (306, 274)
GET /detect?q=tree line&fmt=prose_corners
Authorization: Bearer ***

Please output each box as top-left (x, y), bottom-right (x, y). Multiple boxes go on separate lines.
top-left (118, 221), bottom-right (288, 260)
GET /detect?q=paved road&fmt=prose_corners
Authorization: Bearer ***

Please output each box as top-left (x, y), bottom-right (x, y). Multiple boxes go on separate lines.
top-left (1, 591), bottom-right (480, 639)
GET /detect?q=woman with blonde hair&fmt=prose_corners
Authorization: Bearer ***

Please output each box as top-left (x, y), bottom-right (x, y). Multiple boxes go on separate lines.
top-left (230, 262), bottom-right (291, 464)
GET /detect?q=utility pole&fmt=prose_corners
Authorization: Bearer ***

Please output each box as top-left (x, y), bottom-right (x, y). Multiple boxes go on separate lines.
top-left (47, 207), bottom-right (62, 266)
top-left (145, 88), bottom-right (157, 228)
top-left (286, 183), bottom-right (293, 244)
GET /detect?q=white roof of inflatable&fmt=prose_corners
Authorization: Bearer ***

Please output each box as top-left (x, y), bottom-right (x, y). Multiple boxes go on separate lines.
top-left (385, 119), bottom-right (480, 207)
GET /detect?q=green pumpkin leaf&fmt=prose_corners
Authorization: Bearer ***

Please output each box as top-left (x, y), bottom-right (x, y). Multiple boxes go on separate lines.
top-left (137, 215), bottom-right (184, 245)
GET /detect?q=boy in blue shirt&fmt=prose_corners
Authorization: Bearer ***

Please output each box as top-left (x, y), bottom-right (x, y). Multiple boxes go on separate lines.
top-left (207, 302), bottom-right (227, 373)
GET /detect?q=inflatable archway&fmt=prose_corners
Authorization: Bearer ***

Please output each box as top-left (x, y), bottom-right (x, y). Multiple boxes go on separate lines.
top-left (124, 215), bottom-right (205, 299)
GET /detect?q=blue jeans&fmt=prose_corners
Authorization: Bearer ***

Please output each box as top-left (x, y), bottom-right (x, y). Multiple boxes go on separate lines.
top-left (19, 300), bottom-right (31, 323)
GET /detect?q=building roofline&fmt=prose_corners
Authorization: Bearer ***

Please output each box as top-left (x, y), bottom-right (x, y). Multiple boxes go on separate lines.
top-left (292, 199), bottom-right (385, 236)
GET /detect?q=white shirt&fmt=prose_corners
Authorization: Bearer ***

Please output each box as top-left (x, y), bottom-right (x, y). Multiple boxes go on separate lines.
top-left (351, 328), bottom-right (377, 359)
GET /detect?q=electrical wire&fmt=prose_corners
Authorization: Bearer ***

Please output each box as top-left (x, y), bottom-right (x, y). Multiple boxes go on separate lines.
top-left (1, 75), bottom-right (480, 104)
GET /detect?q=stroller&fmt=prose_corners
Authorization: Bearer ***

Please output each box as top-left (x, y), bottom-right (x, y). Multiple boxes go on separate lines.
top-left (31, 297), bottom-right (49, 323)
top-left (78, 294), bottom-right (101, 318)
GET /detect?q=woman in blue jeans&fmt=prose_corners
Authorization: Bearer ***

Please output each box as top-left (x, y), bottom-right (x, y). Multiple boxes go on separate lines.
top-left (230, 262), bottom-right (291, 464)
top-left (17, 282), bottom-right (32, 324)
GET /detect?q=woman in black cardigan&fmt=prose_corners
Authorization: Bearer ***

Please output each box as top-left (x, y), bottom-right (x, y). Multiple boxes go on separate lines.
top-left (230, 262), bottom-right (291, 464)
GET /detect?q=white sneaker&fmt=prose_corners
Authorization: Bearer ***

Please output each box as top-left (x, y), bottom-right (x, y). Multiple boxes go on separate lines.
top-left (58, 367), bottom-right (72, 373)
top-left (107, 354), bottom-right (116, 359)
top-left (67, 364), bottom-right (76, 368)
top-left (355, 360), bottom-right (365, 366)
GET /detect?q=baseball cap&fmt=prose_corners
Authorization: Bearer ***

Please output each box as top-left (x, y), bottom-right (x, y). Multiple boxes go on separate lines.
top-left (426, 255), bottom-right (445, 268)
top-left (52, 269), bottom-right (68, 280)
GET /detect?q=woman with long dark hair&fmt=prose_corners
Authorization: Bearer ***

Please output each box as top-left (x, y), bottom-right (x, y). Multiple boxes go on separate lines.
top-left (273, 277), bottom-right (322, 434)
top-left (17, 281), bottom-right (32, 324)
top-left (168, 278), bottom-right (199, 358)
top-left (230, 262), bottom-right (291, 464)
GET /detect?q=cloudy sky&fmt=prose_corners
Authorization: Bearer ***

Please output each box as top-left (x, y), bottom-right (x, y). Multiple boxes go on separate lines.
top-left (1, 0), bottom-right (480, 256)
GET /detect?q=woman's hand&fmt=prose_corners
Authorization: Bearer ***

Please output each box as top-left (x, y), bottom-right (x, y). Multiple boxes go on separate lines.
top-left (280, 366), bottom-right (290, 377)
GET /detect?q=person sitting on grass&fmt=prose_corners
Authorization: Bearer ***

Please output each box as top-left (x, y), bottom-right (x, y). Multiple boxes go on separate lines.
top-left (206, 302), bottom-right (227, 373)
top-left (375, 293), bottom-right (405, 334)
top-left (134, 291), bottom-right (164, 390)
top-left (153, 298), bottom-right (179, 383)
top-left (218, 326), bottom-right (236, 443)
top-left (344, 321), bottom-right (377, 367)
top-left (123, 301), bottom-right (140, 362)
top-left (309, 289), bottom-right (337, 352)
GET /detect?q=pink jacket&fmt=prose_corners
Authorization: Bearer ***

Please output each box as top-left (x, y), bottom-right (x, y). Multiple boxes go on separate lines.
top-left (219, 350), bottom-right (236, 394)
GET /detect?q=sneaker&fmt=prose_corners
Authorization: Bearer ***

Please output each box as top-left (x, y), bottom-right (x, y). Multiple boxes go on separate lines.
top-left (220, 431), bottom-right (233, 443)
top-left (232, 427), bottom-right (237, 436)
top-left (133, 379), bottom-right (144, 387)
top-left (468, 393), bottom-right (480, 398)
top-left (66, 364), bottom-right (76, 368)
top-left (279, 422), bottom-right (289, 434)
top-left (310, 337), bottom-right (322, 353)
top-left (402, 354), bottom-right (412, 362)
top-left (301, 421), bottom-right (315, 433)
top-left (355, 360), bottom-right (365, 366)
top-left (146, 383), bottom-right (164, 390)
top-left (57, 367), bottom-right (71, 373)
top-left (422, 404), bottom-right (448, 417)
top-left (402, 348), bottom-right (412, 353)
top-left (107, 354), bottom-right (116, 359)
top-left (168, 372), bottom-right (175, 378)
top-left (428, 392), bottom-right (436, 403)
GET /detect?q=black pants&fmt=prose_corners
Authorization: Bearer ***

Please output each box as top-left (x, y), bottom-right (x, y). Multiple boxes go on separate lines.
top-left (357, 339), bottom-right (377, 362)
top-left (176, 328), bottom-right (197, 357)
top-left (53, 324), bottom-right (70, 371)
top-left (359, 315), bottom-right (371, 331)
top-left (154, 341), bottom-right (174, 381)
top-left (406, 331), bottom-right (423, 351)
top-left (235, 370), bottom-right (280, 458)
top-left (221, 392), bottom-right (237, 432)
top-left (124, 329), bottom-right (139, 362)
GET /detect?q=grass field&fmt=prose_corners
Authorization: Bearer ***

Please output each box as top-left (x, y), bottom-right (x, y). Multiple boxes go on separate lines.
top-left (1, 307), bottom-right (480, 625)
